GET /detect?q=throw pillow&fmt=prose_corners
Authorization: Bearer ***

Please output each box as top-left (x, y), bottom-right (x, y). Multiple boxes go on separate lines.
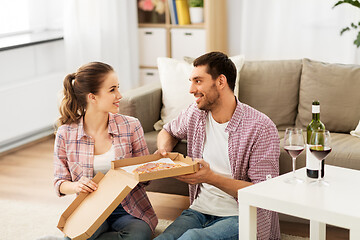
top-left (154, 57), bottom-right (193, 130)
top-left (154, 55), bottom-right (245, 130)
top-left (296, 58), bottom-right (360, 133)
top-left (239, 60), bottom-right (302, 129)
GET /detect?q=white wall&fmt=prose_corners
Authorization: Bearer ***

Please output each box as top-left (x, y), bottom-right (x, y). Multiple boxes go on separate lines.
top-left (0, 40), bottom-right (66, 151)
top-left (227, 0), bottom-right (360, 64)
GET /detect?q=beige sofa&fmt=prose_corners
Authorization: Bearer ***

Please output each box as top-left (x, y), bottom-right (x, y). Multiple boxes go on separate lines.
top-left (119, 58), bottom-right (360, 196)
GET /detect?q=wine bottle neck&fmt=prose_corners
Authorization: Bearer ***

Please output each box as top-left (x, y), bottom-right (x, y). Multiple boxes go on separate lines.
top-left (312, 113), bottom-right (320, 121)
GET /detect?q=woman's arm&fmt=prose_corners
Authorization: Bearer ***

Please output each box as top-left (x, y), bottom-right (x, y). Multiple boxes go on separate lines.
top-left (60, 177), bottom-right (98, 195)
top-left (54, 129), bottom-right (98, 196)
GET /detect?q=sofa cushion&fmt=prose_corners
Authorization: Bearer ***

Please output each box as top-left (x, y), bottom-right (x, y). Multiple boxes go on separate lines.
top-left (296, 58), bottom-right (360, 133)
top-left (145, 177), bottom-right (190, 196)
top-left (144, 131), bottom-right (188, 155)
top-left (239, 60), bottom-right (302, 129)
top-left (278, 131), bottom-right (360, 175)
top-left (118, 82), bottom-right (162, 133)
top-left (328, 133), bottom-right (360, 170)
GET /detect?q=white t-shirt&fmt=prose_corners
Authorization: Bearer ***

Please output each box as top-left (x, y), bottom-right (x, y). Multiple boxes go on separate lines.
top-left (93, 144), bottom-right (115, 175)
top-left (190, 112), bottom-right (239, 216)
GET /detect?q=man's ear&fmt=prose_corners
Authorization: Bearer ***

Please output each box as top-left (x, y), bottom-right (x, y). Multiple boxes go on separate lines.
top-left (217, 74), bottom-right (227, 90)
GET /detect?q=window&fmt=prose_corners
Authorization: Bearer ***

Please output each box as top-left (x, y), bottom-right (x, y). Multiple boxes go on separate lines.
top-left (0, 0), bottom-right (30, 36)
top-left (0, 0), bottom-right (63, 37)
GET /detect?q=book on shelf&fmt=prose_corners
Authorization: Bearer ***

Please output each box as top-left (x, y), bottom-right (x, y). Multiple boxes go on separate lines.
top-left (175, 0), bottom-right (191, 25)
top-left (168, 0), bottom-right (178, 25)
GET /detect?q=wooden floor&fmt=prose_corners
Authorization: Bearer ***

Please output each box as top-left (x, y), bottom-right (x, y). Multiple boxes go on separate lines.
top-left (0, 137), bottom-right (349, 239)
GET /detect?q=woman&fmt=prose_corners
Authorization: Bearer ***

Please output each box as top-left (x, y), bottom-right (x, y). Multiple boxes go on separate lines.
top-left (54, 62), bottom-right (157, 239)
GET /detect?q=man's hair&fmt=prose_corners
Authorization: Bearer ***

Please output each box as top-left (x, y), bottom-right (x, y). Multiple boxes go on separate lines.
top-left (193, 52), bottom-right (237, 91)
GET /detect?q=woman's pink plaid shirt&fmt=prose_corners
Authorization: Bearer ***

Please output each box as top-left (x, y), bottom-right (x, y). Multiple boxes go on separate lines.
top-left (53, 113), bottom-right (158, 232)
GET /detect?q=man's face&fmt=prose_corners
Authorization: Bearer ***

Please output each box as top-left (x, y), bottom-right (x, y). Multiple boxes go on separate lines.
top-left (189, 65), bottom-right (220, 111)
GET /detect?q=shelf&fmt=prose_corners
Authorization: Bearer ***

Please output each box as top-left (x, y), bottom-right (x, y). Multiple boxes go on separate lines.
top-left (138, 24), bottom-right (167, 28)
top-left (139, 65), bottom-right (158, 69)
top-left (139, 23), bottom-right (204, 29)
top-left (137, 0), bottom-right (227, 70)
top-left (170, 23), bottom-right (205, 29)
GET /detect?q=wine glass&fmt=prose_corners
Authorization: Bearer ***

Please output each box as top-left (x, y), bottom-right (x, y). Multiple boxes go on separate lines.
top-left (309, 130), bottom-right (332, 186)
top-left (284, 128), bottom-right (305, 184)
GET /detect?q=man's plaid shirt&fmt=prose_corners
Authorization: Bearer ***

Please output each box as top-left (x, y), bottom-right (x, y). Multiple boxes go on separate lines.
top-left (164, 99), bottom-right (281, 240)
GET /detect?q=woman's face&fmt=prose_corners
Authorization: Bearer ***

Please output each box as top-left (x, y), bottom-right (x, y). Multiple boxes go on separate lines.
top-left (92, 71), bottom-right (122, 114)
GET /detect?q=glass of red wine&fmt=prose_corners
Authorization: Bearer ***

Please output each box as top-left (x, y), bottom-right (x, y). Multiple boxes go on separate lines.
top-left (284, 128), bottom-right (305, 184)
top-left (310, 129), bottom-right (332, 186)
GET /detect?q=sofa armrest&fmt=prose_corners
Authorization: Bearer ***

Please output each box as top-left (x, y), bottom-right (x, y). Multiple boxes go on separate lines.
top-left (118, 81), bottom-right (162, 133)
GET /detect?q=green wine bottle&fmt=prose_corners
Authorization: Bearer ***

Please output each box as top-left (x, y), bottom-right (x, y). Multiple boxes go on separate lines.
top-left (306, 100), bottom-right (325, 178)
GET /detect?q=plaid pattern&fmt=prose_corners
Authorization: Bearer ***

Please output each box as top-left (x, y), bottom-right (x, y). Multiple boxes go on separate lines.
top-left (163, 99), bottom-right (281, 240)
top-left (54, 113), bottom-right (158, 232)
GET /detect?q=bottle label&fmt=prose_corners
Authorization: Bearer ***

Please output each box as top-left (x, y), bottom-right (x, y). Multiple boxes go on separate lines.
top-left (312, 105), bottom-right (320, 113)
top-left (306, 144), bottom-right (319, 170)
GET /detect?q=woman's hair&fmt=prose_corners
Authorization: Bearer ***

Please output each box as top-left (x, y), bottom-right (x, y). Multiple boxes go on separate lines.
top-left (58, 62), bottom-right (114, 126)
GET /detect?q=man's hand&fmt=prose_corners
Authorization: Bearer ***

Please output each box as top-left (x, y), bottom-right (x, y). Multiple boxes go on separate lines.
top-left (154, 148), bottom-right (168, 157)
top-left (175, 159), bottom-right (215, 185)
top-left (175, 159), bottom-right (253, 197)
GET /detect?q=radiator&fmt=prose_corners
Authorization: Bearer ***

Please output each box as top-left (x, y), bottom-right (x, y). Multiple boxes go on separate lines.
top-left (0, 72), bottom-right (64, 152)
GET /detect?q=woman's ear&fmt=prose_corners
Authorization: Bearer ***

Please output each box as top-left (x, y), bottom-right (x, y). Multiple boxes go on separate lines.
top-left (87, 93), bottom-right (96, 103)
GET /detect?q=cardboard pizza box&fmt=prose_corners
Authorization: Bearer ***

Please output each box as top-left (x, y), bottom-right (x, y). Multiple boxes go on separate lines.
top-left (57, 169), bottom-right (139, 240)
top-left (57, 152), bottom-right (198, 239)
top-left (111, 152), bottom-right (199, 182)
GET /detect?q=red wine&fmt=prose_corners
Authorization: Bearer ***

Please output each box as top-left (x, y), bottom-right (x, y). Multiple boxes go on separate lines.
top-left (310, 147), bottom-right (332, 161)
top-left (284, 146), bottom-right (304, 158)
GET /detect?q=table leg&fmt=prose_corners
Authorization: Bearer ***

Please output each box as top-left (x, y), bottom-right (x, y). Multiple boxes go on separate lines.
top-left (310, 220), bottom-right (326, 240)
top-left (238, 202), bottom-right (257, 240)
top-left (350, 228), bottom-right (360, 239)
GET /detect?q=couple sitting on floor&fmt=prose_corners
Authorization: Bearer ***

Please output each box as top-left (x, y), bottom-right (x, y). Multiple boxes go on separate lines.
top-left (53, 52), bottom-right (280, 240)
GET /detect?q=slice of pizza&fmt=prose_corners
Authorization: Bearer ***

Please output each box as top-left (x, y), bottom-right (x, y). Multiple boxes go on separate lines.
top-left (132, 162), bottom-right (183, 174)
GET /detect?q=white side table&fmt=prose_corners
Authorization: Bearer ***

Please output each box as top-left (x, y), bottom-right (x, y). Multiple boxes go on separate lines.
top-left (238, 165), bottom-right (360, 240)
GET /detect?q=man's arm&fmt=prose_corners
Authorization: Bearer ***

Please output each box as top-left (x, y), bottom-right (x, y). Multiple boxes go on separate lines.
top-left (175, 159), bottom-right (252, 198)
top-left (156, 129), bottom-right (179, 154)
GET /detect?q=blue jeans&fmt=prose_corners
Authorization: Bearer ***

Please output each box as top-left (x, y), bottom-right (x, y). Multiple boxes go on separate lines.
top-left (65, 204), bottom-right (151, 240)
top-left (154, 209), bottom-right (238, 240)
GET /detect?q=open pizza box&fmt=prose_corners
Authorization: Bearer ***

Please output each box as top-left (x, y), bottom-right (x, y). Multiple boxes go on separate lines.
top-left (111, 152), bottom-right (199, 181)
top-left (57, 152), bottom-right (199, 240)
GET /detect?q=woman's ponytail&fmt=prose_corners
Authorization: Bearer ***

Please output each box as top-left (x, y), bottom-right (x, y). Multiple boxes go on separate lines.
top-left (58, 73), bottom-right (84, 125)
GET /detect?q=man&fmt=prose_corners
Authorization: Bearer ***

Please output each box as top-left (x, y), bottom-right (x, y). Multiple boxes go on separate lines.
top-left (154, 52), bottom-right (280, 240)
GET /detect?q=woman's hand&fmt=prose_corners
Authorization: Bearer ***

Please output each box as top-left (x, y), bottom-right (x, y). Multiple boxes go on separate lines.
top-left (74, 176), bottom-right (98, 193)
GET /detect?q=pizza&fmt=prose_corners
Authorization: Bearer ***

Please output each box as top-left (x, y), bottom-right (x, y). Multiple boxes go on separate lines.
top-left (132, 162), bottom-right (182, 174)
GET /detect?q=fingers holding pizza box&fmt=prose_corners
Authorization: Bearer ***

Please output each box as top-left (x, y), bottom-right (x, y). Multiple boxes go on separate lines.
top-left (174, 159), bottom-right (215, 185)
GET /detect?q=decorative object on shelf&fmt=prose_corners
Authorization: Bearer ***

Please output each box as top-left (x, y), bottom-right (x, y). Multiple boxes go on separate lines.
top-left (138, 0), bottom-right (166, 24)
top-left (332, 0), bottom-right (360, 47)
top-left (189, 0), bottom-right (204, 24)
